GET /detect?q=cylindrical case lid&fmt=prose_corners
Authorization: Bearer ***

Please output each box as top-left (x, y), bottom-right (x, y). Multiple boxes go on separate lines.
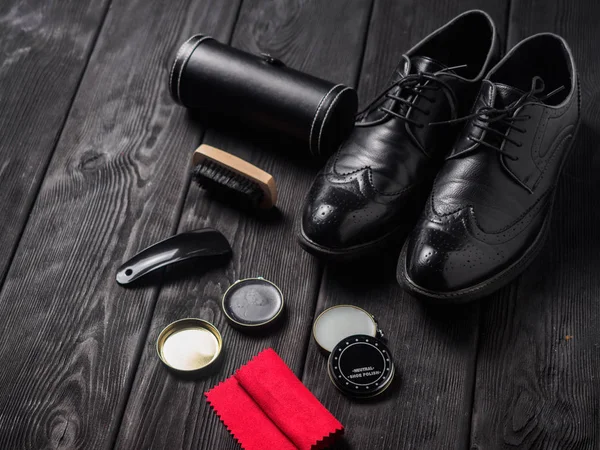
top-left (169, 35), bottom-right (358, 157)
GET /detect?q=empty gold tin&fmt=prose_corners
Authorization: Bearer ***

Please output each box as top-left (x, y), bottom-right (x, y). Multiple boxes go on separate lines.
top-left (156, 318), bottom-right (222, 376)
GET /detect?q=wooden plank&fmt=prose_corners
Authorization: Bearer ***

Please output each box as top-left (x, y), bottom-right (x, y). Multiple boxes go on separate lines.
top-left (301, 2), bottom-right (509, 449)
top-left (470, 1), bottom-right (600, 449)
top-left (0, 0), bottom-right (110, 285)
top-left (0, 0), bottom-right (241, 448)
top-left (114, 1), bottom-right (373, 449)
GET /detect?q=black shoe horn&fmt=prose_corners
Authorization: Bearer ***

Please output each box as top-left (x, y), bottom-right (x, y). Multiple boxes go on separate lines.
top-left (116, 228), bottom-right (232, 285)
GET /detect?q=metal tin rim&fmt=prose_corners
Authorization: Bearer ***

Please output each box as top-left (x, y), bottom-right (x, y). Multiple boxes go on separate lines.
top-left (221, 277), bottom-right (284, 328)
top-left (312, 304), bottom-right (378, 353)
top-left (156, 318), bottom-right (223, 373)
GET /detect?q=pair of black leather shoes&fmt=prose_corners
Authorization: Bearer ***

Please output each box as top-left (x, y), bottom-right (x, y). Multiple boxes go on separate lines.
top-left (298, 10), bottom-right (580, 303)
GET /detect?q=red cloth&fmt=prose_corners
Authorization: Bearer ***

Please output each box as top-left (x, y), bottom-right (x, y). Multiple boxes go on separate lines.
top-left (205, 348), bottom-right (343, 450)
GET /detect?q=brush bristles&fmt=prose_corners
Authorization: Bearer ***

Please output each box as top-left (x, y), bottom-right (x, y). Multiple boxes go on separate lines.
top-left (192, 159), bottom-right (264, 209)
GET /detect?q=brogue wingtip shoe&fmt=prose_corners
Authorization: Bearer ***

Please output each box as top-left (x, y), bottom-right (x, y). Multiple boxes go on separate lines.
top-left (398, 33), bottom-right (580, 302)
top-left (298, 10), bottom-right (500, 259)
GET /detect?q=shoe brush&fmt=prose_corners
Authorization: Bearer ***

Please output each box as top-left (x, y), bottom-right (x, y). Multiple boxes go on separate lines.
top-left (191, 144), bottom-right (277, 209)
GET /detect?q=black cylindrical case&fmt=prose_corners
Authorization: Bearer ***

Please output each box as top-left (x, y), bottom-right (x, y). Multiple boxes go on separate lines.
top-left (169, 35), bottom-right (358, 157)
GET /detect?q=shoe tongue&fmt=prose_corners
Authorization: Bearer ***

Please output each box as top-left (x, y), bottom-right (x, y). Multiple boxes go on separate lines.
top-left (394, 55), bottom-right (452, 81)
top-left (359, 56), bottom-right (454, 123)
top-left (410, 55), bottom-right (450, 75)
top-left (493, 83), bottom-right (528, 108)
top-left (370, 55), bottom-right (453, 120)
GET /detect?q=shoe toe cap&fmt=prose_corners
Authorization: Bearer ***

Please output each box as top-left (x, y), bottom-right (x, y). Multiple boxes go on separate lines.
top-left (403, 218), bottom-right (502, 293)
top-left (300, 176), bottom-right (388, 250)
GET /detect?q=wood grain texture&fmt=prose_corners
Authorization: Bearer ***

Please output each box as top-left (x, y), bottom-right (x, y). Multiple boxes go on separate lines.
top-left (0, 0), bottom-right (110, 284)
top-left (471, 1), bottom-right (600, 449)
top-left (301, 2), bottom-right (508, 449)
top-left (0, 0), bottom-right (241, 448)
top-left (113, 1), bottom-right (373, 449)
top-left (3, 1), bottom-right (598, 449)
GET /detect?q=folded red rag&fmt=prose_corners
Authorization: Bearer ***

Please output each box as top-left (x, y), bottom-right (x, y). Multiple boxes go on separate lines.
top-left (205, 348), bottom-right (343, 450)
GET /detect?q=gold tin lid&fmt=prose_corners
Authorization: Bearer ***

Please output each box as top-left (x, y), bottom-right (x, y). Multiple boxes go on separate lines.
top-left (156, 318), bottom-right (222, 376)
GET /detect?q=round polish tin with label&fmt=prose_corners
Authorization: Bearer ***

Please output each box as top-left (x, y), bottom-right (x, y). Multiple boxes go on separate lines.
top-left (327, 334), bottom-right (394, 398)
top-left (222, 277), bottom-right (284, 329)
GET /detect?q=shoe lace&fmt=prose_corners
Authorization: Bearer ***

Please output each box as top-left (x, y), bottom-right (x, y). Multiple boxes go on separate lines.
top-left (355, 54), bottom-right (467, 128)
top-left (435, 76), bottom-right (565, 161)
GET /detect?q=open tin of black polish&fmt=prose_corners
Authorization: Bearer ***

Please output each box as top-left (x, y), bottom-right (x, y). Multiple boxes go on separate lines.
top-left (221, 277), bottom-right (284, 331)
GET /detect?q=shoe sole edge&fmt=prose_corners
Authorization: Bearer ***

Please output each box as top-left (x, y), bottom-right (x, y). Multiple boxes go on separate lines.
top-left (297, 221), bottom-right (409, 261)
top-left (397, 206), bottom-right (553, 304)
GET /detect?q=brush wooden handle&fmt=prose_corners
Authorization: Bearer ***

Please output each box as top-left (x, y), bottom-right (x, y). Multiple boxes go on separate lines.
top-left (192, 145), bottom-right (277, 208)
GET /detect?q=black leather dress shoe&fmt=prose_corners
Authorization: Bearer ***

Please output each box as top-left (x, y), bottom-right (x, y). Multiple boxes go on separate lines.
top-left (398, 33), bottom-right (580, 302)
top-left (298, 10), bottom-right (499, 259)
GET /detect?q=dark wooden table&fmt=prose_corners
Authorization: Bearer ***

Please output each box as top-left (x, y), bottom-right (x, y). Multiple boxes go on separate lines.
top-left (1, 0), bottom-right (599, 449)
